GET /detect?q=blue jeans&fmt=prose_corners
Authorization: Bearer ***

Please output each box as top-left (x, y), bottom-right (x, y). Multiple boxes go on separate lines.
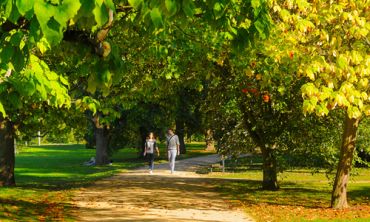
top-left (168, 150), bottom-right (177, 172)
top-left (147, 153), bottom-right (155, 170)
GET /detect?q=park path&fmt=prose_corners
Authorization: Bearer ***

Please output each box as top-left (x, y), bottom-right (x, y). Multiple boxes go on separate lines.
top-left (71, 154), bottom-right (254, 222)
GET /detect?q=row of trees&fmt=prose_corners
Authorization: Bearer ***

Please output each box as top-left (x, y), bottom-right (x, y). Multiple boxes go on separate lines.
top-left (0, 0), bottom-right (369, 210)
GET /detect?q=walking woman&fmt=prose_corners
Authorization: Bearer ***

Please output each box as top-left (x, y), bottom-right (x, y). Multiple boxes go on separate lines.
top-left (143, 132), bottom-right (160, 174)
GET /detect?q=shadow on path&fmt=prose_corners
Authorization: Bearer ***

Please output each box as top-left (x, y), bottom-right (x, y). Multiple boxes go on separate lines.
top-left (72, 155), bottom-right (254, 222)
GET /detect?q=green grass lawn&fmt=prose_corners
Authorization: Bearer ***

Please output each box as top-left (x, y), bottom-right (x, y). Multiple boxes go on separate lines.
top-left (0, 143), bottom-right (213, 221)
top-left (213, 167), bottom-right (370, 222)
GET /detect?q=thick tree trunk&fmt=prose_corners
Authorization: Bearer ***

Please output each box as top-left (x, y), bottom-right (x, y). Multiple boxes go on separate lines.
top-left (205, 129), bottom-right (215, 151)
top-left (261, 146), bottom-right (279, 190)
top-left (0, 117), bottom-right (16, 186)
top-left (93, 114), bottom-right (110, 165)
top-left (331, 116), bottom-right (360, 209)
top-left (176, 120), bottom-right (186, 154)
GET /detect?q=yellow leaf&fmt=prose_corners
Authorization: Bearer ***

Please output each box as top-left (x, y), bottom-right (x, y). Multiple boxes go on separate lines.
top-left (335, 93), bottom-right (348, 107)
top-left (306, 68), bottom-right (315, 80)
top-left (348, 106), bottom-right (362, 119)
top-left (359, 78), bottom-right (368, 87)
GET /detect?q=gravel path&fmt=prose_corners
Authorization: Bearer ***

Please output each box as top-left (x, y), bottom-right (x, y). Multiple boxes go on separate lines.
top-left (72, 154), bottom-right (254, 222)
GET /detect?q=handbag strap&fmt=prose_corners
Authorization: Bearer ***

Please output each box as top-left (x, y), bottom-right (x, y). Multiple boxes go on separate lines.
top-left (166, 135), bottom-right (175, 148)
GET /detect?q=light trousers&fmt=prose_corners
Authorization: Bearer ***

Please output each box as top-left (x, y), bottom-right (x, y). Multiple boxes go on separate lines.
top-left (168, 149), bottom-right (177, 173)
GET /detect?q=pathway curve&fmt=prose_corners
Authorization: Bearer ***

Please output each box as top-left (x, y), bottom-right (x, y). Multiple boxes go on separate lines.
top-left (72, 154), bottom-right (254, 222)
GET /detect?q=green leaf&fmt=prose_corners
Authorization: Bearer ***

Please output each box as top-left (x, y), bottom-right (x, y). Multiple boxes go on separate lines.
top-left (36, 83), bottom-right (47, 100)
top-left (54, 0), bottom-right (81, 26)
top-left (10, 31), bottom-right (24, 47)
top-left (278, 86), bottom-right (286, 95)
top-left (8, 3), bottom-right (21, 23)
top-left (15, 0), bottom-right (35, 15)
top-left (46, 71), bottom-right (59, 81)
top-left (0, 84), bottom-right (7, 94)
top-left (36, 38), bottom-right (51, 54)
top-left (33, 0), bottom-right (80, 45)
top-left (4, 0), bottom-right (12, 18)
top-left (78, 0), bottom-right (95, 17)
top-left (0, 45), bottom-right (15, 64)
top-left (0, 101), bottom-right (6, 117)
top-left (182, 0), bottom-right (195, 17)
top-left (87, 74), bottom-right (97, 94)
top-left (254, 19), bottom-right (267, 39)
top-left (100, 68), bottom-right (111, 85)
top-left (165, 0), bottom-right (177, 16)
top-left (24, 80), bottom-right (36, 96)
top-left (8, 92), bottom-right (22, 109)
top-left (251, 0), bottom-right (261, 9)
top-left (59, 76), bottom-right (69, 87)
top-left (128, 0), bottom-right (143, 10)
top-left (88, 103), bottom-right (97, 114)
top-left (213, 2), bottom-right (223, 19)
top-left (150, 8), bottom-right (163, 28)
top-left (93, 3), bottom-right (109, 27)
top-left (29, 17), bottom-right (42, 43)
top-left (14, 79), bottom-right (36, 97)
top-left (336, 55), bottom-right (347, 69)
top-left (34, 2), bottom-right (62, 45)
top-left (104, 0), bottom-right (115, 10)
top-left (12, 48), bottom-right (26, 72)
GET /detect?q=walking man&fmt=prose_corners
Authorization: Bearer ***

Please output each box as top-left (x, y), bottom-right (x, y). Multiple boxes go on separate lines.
top-left (166, 128), bottom-right (180, 174)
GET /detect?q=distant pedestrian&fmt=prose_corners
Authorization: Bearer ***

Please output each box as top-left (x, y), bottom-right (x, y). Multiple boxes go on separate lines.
top-left (166, 128), bottom-right (180, 174)
top-left (143, 132), bottom-right (160, 174)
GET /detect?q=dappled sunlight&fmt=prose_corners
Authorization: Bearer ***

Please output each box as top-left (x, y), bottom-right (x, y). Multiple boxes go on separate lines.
top-left (216, 173), bottom-right (370, 221)
top-left (73, 161), bottom-right (254, 222)
top-left (0, 191), bottom-right (73, 221)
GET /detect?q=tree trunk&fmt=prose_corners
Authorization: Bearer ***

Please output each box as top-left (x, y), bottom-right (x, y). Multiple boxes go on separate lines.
top-left (261, 146), bottom-right (279, 190)
top-left (205, 129), bottom-right (215, 151)
top-left (331, 116), bottom-right (360, 209)
top-left (176, 120), bottom-right (186, 154)
top-left (93, 114), bottom-right (110, 165)
top-left (0, 117), bottom-right (16, 186)
top-left (238, 99), bottom-right (279, 190)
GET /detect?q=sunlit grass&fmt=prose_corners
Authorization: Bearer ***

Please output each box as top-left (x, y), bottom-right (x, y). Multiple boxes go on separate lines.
top-left (214, 168), bottom-right (370, 222)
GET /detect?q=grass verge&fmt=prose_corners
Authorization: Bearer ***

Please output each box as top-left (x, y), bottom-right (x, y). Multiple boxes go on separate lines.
top-left (214, 169), bottom-right (370, 222)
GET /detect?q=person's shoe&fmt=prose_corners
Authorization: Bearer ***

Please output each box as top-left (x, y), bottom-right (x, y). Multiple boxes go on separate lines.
top-left (149, 170), bottom-right (153, 174)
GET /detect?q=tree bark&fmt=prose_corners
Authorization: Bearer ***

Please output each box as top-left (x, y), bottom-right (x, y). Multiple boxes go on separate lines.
top-left (239, 101), bottom-right (279, 191)
top-left (261, 146), bottom-right (279, 190)
top-left (0, 117), bottom-right (16, 186)
top-left (205, 129), bottom-right (215, 151)
top-left (331, 116), bottom-right (360, 209)
top-left (176, 120), bottom-right (186, 154)
top-left (92, 114), bottom-right (110, 165)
